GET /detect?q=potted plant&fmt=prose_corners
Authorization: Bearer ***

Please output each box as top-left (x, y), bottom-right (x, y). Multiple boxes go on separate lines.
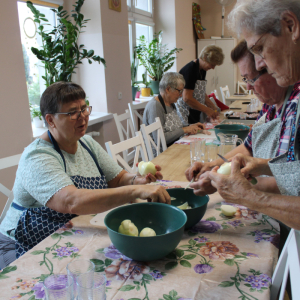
top-left (141, 73), bottom-right (151, 97)
top-left (26, 0), bottom-right (106, 87)
top-left (30, 103), bottom-right (44, 128)
top-left (131, 49), bottom-right (139, 100)
top-left (135, 31), bottom-right (183, 94)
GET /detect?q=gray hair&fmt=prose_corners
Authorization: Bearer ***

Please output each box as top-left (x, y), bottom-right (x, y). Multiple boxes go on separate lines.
top-left (199, 45), bottom-right (224, 66)
top-left (227, 0), bottom-right (300, 37)
top-left (159, 72), bottom-right (185, 93)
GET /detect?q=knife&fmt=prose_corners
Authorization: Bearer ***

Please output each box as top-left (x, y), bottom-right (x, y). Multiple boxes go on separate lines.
top-left (185, 170), bottom-right (198, 190)
top-left (217, 154), bottom-right (257, 185)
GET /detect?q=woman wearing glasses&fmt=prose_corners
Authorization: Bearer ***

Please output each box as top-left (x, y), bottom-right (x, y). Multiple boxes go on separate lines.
top-left (143, 72), bottom-right (205, 155)
top-left (175, 45), bottom-right (223, 125)
top-left (0, 82), bottom-right (170, 269)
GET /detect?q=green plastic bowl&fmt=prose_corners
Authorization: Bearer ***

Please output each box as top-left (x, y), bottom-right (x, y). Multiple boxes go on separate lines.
top-left (168, 188), bottom-right (209, 229)
top-left (104, 202), bottom-right (187, 261)
top-left (214, 124), bottom-right (250, 141)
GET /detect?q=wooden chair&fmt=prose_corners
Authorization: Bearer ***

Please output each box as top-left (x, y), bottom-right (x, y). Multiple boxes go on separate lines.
top-left (219, 85), bottom-right (230, 104)
top-left (237, 81), bottom-right (247, 94)
top-left (271, 228), bottom-right (300, 300)
top-left (105, 132), bottom-right (148, 173)
top-left (113, 109), bottom-right (136, 164)
top-left (128, 102), bottom-right (148, 132)
top-left (140, 117), bottom-right (167, 161)
top-left (213, 89), bottom-right (219, 100)
top-left (0, 154), bottom-right (22, 224)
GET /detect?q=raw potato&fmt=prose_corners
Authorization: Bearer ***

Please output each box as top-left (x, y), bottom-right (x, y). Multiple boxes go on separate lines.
top-left (221, 205), bottom-right (237, 217)
top-left (140, 227), bottom-right (156, 237)
top-left (118, 219), bottom-right (139, 236)
top-left (170, 197), bottom-right (176, 201)
top-left (217, 162), bottom-right (232, 175)
top-left (138, 161), bottom-right (157, 176)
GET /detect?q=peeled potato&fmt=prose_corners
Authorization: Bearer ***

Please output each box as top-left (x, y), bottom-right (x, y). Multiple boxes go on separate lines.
top-left (138, 161), bottom-right (157, 176)
top-left (118, 219), bottom-right (139, 236)
top-left (177, 202), bottom-right (191, 210)
top-left (221, 205), bottom-right (237, 217)
top-left (217, 162), bottom-right (232, 175)
top-left (140, 227), bottom-right (156, 237)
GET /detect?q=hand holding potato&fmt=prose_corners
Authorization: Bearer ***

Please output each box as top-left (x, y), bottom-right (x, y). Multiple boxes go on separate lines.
top-left (134, 162), bottom-right (163, 184)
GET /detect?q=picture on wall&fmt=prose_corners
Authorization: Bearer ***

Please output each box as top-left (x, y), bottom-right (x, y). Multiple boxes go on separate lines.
top-left (109, 0), bottom-right (121, 12)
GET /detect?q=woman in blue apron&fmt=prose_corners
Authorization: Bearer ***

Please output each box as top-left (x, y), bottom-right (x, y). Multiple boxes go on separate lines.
top-left (175, 45), bottom-right (223, 125)
top-left (0, 82), bottom-right (170, 269)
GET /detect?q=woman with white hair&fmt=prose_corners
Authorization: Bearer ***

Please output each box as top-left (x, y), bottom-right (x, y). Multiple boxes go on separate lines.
top-left (143, 72), bottom-right (204, 155)
top-left (175, 45), bottom-right (224, 125)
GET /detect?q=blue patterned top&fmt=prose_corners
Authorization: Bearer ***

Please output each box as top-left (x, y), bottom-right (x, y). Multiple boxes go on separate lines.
top-left (0, 135), bottom-right (122, 239)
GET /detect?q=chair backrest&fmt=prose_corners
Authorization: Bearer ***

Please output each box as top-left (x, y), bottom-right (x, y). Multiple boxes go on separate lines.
top-left (140, 117), bottom-right (167, 160)
top-left (113, 109), bottom-right (136, 164)
top-left (105, 131), bottom-right (148, 173)
top-left (0, 154), bottom-right (22, 224)
top-left (128, 101), bottom-right (148, 132)
top-left (213, 89), bottom-right (219, 100)
top-left (271, 229), bottom-right (300, 300)
top-left (237, 81), bottom-right (247, 94)
top-left (219, 85), bottom-right (230, 104)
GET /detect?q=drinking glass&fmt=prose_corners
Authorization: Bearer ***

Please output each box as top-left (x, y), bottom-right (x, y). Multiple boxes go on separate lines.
top-left (77, 273), bottom-right (106, 300)
top-left (190, 141), bottom-right (200, 166)
top-left (198, 140), bottom-right (206, 163)
top-left (66, 259), bottom-right (95, 297)
top-left (43, 274), bottom-right (74, 300)
top-left (206, 144), bottom-right (218, 162)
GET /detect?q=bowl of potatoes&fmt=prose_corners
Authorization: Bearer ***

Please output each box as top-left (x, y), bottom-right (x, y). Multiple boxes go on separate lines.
top-left (104, 202), bottom-right (187, 261)
top-left (168, 188), bottom-right (209, 229)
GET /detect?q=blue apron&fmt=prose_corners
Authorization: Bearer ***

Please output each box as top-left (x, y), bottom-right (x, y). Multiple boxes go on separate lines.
top-left (14, 131), bottom-right (108, 258)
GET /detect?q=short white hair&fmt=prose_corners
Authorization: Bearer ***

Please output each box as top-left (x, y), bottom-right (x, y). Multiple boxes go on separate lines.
top-left (159, 72), bottom-right (185, 93)
top-left (227, 0), bottom-right (300, 37)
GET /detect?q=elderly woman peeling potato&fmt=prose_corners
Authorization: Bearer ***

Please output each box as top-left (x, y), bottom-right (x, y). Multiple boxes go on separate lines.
top-left (0, 82), bottom-right (170, 270)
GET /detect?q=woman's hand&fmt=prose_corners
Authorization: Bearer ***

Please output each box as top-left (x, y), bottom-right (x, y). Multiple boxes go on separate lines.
top-left (190, 171), bottom-right (217, 196)
top-left (133, 185), bottom-right (171, 204)
top-left (231, 154), bottom-right (272, 177)
top-left (207, 161), bottom-right (253, 204)
top-left (195, 122), bottom-right (205, 130)
top-left (134, 164), bottom-right (163, 185)
top-left (183, 124), bottom-right (200, 135)
top-left (206, 108), bottom-right (219, 119)
top-left (185, 161), bottom-right (214, 181)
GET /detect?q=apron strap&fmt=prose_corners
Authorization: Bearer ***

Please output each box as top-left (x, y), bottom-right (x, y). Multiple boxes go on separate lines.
top-left (47, 130), bottom-right (104, 176)
top-left (158, 94), bottom-right (176, 114)
top-left (280, 85), bottom-right (294, 119)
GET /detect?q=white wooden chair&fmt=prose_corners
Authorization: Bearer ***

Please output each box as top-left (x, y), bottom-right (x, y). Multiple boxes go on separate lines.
top-left (128, 102), bottom-right (148, 132)
top-left (0, 154), bottom-right (22, 224)
top-left (140, 117), bottom-right (167, 161)
top-left (213, 89), bottom-right (219, 100)
top-left (237, 81), bottom-right (247, 94)
top-left (219, 85), bottom-right (230, 104)
top-left (113, 109), bottom-right (136, 164)
top-left (105, 132), bottom-right (148, 173)
top-left (271, 228), bottom-right (300, 300)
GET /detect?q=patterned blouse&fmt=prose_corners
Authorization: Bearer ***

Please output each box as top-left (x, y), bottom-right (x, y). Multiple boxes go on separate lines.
top-left (244, 81), bottom-right (300, 156)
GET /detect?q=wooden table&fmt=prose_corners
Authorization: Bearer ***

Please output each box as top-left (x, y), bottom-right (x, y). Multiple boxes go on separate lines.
top-left (1, 145), bottom-right (279, 300)
top-left (225, 94), bottom-right (258, 106)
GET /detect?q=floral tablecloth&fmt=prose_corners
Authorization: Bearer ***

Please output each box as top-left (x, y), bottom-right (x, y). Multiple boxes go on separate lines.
top-left (1, 181), bottom-right (279, 300)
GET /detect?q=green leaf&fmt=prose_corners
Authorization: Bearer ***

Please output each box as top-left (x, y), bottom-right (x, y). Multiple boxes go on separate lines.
top-left (250, 288), bottom-right (256, 292)
top-left (175, 249), bottom-right (184, 258)
top-left (169, 290), bottom-right (178, 298)
top-left (218, 281), bottom-right (235, 287)
top-left (224, 259), bottom-right (235, 266)
top-left (206, 217), bottom-right (216, 221)
top-left (163, 295), bottom-right (172, 300)
top-left (1, 265), bottom-right (17, 274)
top-left (195, 243), bottom-right (207, 248)
top-left (128, 298), bottom-right (141, 300)
top-left (234, 255), bottom-right (247, 259)
top-left (96, 248), bottom-right (104, 253)
top-left (51, 233), bottom-right (60, 239)
top-left (40, 274), bottom-right (50, 281)
top-left (165, 261), bottom-right (178, 270)
top-left (188, 239), bottom-right (197, 246)
top-left (0, 274), bottom-right (9, 280)
top-left (61, 231), bottom-right (73, 236)
top-left (105, 258), bottom-right (113, 267)
top-left (143, 273), bottom-right (153, 281)
top-left (28, 296), bottom-right (36, 300)
top-left (165, 252), bottom-right (177, 259)
top-left (182, 254), bottom-right (196, 260)
top-left (90, 259), bottom-right (104, 266)
top-left (119, 285), bottom-right (135, 291)
top-left (31, 250), bottom-right (45, 255)
top-left (180, 260), bottom-right (191, 268)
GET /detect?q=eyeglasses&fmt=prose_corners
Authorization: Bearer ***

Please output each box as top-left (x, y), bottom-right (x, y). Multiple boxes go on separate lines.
top-left (56, 106), bottom-right (92, 120)
top-left (174, 88), bottom-right (183, 94)
top-left (242, 69), bottom-right (267, 86)
top-left (248, 33), bottom-right (266, 59)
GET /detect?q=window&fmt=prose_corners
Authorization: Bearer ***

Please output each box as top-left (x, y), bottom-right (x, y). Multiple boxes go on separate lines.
top-left (17, 1), bottom-right (57, 106)
top-left (128, 0), bottom-right (154, 82)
